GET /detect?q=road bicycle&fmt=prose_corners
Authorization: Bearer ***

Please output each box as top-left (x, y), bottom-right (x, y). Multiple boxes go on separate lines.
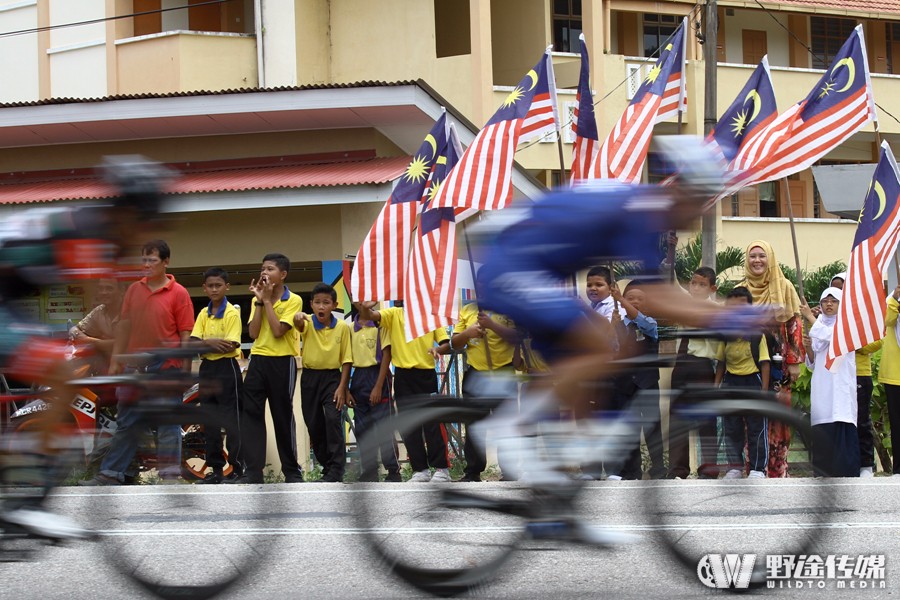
top-left (354, 349), bottom-right (834, 596)
top-left (0, 348), bottom-right (270, 600)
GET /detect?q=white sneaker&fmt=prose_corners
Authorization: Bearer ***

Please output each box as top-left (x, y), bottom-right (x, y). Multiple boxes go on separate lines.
top-left (747, 470), bottom-right (766, 479)
top-left (606, 474), bottom-right (623, 481)
top-left (724, 469), bottom-right (743, 480)
top-left (1, 506), bottom-right (91, 541)
top-left (408, 469), bottom-right (432, 483)
top-left (430, 468), bottom-right (451, 483)
top-left (860, 467), bottom-right (874, 478)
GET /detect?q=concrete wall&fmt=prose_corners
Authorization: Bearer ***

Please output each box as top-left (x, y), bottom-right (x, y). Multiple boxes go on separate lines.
top-left (0, 1), bottom-right (40, 102)
top-left (48, 0), bottom-right (107, 98)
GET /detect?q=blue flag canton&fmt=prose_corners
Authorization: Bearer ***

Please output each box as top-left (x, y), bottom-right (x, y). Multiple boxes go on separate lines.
top-left (854, 150), bottom-right (900, 249)
top-left (575, 38), bottom-right (598, 140)
top-left (392, 113), bottom-right (448, 205)
top-left (419, 137), bottom-right (462, 236)
top-left (713, 63), bottom-right (777, 163)
top-left (631, 22), bottom-right (685, 105)
top-left (801, 29), bottom-right (867, 122)
top-left (487, 54), bottom-right (549, 126)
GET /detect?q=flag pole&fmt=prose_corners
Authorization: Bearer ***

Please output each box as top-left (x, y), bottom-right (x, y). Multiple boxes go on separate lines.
top-left (462, 218), bottom-right (493, 371)
top-left (782, 177), bottom-right (805, 300)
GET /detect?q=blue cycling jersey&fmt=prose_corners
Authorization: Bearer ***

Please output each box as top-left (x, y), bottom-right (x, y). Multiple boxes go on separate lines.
top-left (477, 184), bottom-right (670, 358)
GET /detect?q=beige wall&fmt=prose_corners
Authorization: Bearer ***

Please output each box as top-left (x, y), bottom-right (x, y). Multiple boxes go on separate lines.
top-left (0, 1), bottom-right (40, 102)
top-left (295, 0), bottom-right (330, 85)
top-left (490, 0), bottom-right (549, 87)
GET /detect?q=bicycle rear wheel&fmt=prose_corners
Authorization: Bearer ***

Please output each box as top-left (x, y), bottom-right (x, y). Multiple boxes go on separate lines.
top-left (646, 393), bottom-right (833, 589)
top-left (356, 399), bottom-right (530, 597)
top-left (85, 404), bottom-right (273, 600)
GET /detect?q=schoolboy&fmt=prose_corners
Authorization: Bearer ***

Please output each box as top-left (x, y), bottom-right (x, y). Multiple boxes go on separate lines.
top-left (606, 281), bottom-right (665, 480)
top-left (586, 266), bottom-right (626, 321)
top-left (715, 286), bottom-right (770, 479)
top-left (355, 301), bottom-right (452, 483)
top-left (237, 253), bottom-right (304, 484)
top-left (294, 283), bottom-right (353, 483)
top-left (451, 302), bottom-right (519, 482)
top-left (668, 267), bottom-right (720, 479)
top-left (350, 311), bottom-right (401, 482)
top-left (189, 268), bottom-right (244, 484)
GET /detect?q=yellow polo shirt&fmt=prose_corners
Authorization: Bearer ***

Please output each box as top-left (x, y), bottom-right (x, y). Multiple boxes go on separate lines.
top-left (380, 306), bottom-right (449, 370)
top-left (456, 303), bottom-right (515, 371)
top-left (300, 314), bottom-right (352, 370)
top-left (190, 299), bottom-right (241, 361)
top-left (351, 319), bottom-right (389, 368)
top-left (717, 336), bottom-right (769, 376)
top-left (249, 287), bottom-right (303, 357)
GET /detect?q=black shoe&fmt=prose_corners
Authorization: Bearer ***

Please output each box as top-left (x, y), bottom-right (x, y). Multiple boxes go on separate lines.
top-left (221, 471), bottom-right (242, 483)
top-left (284, 472), bottom-right (305, 484)
top-left (78, 473), bottom-right (121, 486)
top-left (319, 473), bottom-right (343, 483)
top-left (225, 474), bottom-right (264, 485)
top-left (384, 471), bottom-right (402, 482)
top-left (457, 475), bottom-right (481, 482)
top-left (197, 472), bottom-right (223, 485)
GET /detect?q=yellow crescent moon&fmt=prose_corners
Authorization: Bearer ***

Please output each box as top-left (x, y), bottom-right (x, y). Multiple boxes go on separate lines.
top-left (665, 43), bottom-right (673, 52)
top-left (424, 134), bottom-right (437, 158)
top-left (526, 69), bottom-right (538, 91)
top-left (743, 89), bottom-right (762, 124)
top-left (873, 181), bottom-right (887, 220)
top-left (833, 57), bottom-right (856, 94)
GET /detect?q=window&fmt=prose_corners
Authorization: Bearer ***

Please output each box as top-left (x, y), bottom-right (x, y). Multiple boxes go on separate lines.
top-left (731, 194), bottom-right (740, 217)
top-left (128, 0), bottom-right (253, 37)
top-left (758, 181), bottom-right (779, 217)
top-left (643, 13), bottom-right (679, 58)
top-left (552, 0), bottom-right (582, 53)
top-left (435, 0), bottom-right (471, 57)
top-left (810, 16), bottom-right (856, 70)
top-left (887, 22), bottom-right (900, 75)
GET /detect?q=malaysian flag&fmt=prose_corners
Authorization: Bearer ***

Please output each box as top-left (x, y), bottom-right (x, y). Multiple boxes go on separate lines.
top-left (349, 113), bottom-right (449, 302)
top-left (826, 142), bottom-right (900, 371)
top-left (589, 17), bottom-right (687, 183)
top-left (404, 124), bottom-right (477, 340)
top-left (431, 49), bottom-right (559, 211)
top-left (570, 33), bottom-right (599, 182)
top-left (727, 25), bottom-right (876, 192)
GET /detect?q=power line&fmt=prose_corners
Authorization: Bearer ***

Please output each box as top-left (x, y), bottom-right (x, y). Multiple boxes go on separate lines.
top-left (0, 0), bottom-right (237, 40)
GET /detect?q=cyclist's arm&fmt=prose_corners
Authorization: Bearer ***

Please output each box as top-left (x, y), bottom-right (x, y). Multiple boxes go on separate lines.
top-left (639, 283), bottom-right (724, 328)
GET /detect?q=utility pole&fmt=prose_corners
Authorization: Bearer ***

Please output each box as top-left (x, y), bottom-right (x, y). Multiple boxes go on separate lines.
top-left (701, 0), bottom-right (718, 271)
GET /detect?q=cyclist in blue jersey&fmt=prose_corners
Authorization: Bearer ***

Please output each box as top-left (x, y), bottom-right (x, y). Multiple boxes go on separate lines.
top-left (474, 136), bottom-right (763, 416)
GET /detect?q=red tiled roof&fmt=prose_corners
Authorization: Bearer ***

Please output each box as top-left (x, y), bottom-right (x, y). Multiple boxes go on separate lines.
top-left (766, 0), bottom-right (900, 16)
top-left (0, 155), bottom-right (412, 205)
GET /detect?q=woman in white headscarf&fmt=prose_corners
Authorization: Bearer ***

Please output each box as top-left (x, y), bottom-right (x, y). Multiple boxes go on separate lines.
top-left (800, 288), bottom-right (859, 477)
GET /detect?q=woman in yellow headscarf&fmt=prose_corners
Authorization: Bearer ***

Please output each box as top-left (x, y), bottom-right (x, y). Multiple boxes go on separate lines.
top-left (737, 240), bottom-right (806, 478)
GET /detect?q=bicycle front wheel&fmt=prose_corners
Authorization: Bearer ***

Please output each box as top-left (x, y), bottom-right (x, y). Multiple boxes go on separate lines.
top-left (356, 399), bottom-right (530, 597)
top-left (646, 393), bottom-right (834, 589)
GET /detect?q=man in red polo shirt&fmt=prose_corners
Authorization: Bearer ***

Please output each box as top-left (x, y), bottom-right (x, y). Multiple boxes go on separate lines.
top-left (82, 239), bottom-right (195, 485)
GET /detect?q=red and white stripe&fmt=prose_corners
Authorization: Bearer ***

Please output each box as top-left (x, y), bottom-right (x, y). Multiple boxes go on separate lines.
top-left (727, 84), bottom-right (874, 192)
top-left (571, 134), bottom-right (598, 182)
top-left (349, 199), bottom-right (418, 302)
top-left (590, 93), bottom-right (663, 183)
top-left (403, 207), bottom-right (477, 341)
top-left (520, 55), bottom-right (560, 145)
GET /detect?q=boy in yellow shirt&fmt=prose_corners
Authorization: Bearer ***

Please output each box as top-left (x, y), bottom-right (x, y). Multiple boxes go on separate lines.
top-left (238, 253), bottom-right (304, 484)
top-left (294, 283), bottom-right (353, 483)
top-left (356, 301), bottom-right (451, 482)
top-left (190, 267), bottom-right (243, 484)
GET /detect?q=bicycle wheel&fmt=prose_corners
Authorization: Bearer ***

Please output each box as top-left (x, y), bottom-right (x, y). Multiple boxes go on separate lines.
top-left (356, 398), bottom-right (530, 597)
top-left (85, 404), bottom-right (273, 600)
top-left (646, 393), bottom-right (834, 590)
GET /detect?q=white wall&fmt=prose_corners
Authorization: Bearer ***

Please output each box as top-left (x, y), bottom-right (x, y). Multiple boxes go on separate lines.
top-left (261, 0), bottom-right (297, 86)
top-left (0, 1), bottom-right (39, 102)
top-left (48, 0), bottom-right (106, 98)
top-left (724, 9), bottom-right (790, 67)
top-left (161, 0), bottom-right (189, 31)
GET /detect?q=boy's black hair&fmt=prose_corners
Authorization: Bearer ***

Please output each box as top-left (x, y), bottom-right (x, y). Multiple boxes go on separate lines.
top-left (203, 267), bottom-right (228, 283)
top-left (586, 266), bottom-right (611, 283)
top-left (693, 266), bottom-right (717, 287)
top-left (142, 239), bottom-right (170, 261)
top-left (262, 253), bottom-right (290, 273)
top-left (726, 286), bottom-right (753, 304)
top-left (622, 280), bottom-right (642, 295)
top-left (311, 282), bottom-right (337, 302)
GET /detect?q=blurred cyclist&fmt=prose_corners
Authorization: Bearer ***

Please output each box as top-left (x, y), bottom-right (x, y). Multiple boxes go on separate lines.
top-left (0, 157), bottom-right (170, 540)
top-left (473, 136), bottom-right (760, 420)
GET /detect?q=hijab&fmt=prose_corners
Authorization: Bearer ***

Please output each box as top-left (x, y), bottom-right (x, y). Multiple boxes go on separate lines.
top-left (740, 240), bottom-right (802, 323)
top-left (817, 286), bottom-right (842, 328)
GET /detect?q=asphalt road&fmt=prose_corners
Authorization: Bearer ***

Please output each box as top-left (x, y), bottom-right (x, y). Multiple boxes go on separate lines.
top-left (5, 478), bottom-right (900, 600)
